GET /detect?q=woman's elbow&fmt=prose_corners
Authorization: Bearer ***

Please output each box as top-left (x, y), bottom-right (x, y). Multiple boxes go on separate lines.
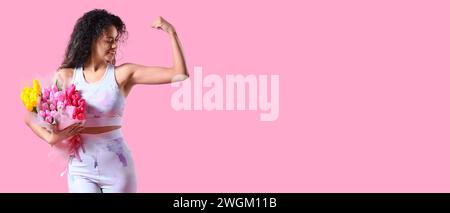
top-left (172, 74), bottom-right (189, 83)
top-left (171, 69), bottom-right (189, 82)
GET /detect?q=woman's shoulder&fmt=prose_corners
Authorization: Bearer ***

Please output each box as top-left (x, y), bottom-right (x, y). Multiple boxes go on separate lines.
top-left (114, 63), bottom-right (132, 73)
top-left (57, 67), bottom-right (74, 75)
top-left (55, 67), bottom-right (75, 85)
top-left (114, 63), bottom-right (134, 82)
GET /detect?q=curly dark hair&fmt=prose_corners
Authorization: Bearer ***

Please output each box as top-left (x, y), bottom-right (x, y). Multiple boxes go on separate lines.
top-left (60, 9), bottom-right (127, 69)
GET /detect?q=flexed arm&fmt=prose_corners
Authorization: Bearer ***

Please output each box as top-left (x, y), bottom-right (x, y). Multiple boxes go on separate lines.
top-left (118, 16), bottom-right (189, 89)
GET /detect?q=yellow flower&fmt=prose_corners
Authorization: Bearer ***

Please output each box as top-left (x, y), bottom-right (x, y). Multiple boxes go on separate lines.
top-left (20, 79), bottom-right (41, 112)
top-left (33, 79), bottom-right (40, 93)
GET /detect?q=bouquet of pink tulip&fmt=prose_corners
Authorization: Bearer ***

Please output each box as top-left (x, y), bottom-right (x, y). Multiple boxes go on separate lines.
top-left (21, 79), bottom-right (86, 161)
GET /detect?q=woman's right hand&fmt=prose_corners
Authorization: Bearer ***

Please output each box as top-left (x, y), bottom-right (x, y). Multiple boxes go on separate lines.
top-left (48, 122), bottom-right (84, 145)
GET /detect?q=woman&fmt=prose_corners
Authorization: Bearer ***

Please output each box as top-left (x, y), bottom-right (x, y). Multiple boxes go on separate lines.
top-left (24, 9), bottom-right (188, 192)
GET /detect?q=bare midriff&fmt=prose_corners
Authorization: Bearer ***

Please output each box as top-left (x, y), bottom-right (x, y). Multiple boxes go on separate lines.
top-left (80, 126), bottom-right (121, 134)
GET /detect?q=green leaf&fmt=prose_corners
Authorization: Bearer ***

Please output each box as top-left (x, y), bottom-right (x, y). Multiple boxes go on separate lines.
top-left (55, 79), bottom-right (61, 90)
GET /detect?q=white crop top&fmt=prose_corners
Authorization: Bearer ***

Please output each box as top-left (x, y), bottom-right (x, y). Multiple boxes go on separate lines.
top-left (71, 63), bottom-right (125, 127)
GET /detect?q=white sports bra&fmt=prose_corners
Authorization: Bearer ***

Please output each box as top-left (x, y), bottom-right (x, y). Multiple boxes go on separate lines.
top-left (71, 63), bottom-right (125, 127)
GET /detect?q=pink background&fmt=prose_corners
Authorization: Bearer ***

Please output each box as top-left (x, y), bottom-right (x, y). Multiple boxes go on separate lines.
top-left (1, 0), bottom-right (449, 192)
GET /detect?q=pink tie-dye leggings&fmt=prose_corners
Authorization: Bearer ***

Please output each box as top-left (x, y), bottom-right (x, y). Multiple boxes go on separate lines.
top-left (67, 129), bottom-right (137, 193)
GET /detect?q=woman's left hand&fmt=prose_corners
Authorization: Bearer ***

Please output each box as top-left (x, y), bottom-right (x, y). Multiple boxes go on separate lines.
top-left (151, 16), bottom-right (176, 34)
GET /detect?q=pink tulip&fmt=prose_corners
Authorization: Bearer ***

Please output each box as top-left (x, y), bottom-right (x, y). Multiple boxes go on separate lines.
top-left (78, 99), bottom-right (85, 107)
top-left (57, 101), bottom-right (64, 110)
top-left (41, 103), bottom-right (48, 111)
top-left (76, 113), bottom-right (84, 120)
top-left (45, 115), bottom-right (53, 123)
top-left (43, 89), bottom-right (50, 99)
top-left (50, 110), bottom-right (57, 117)
top-left (67, 84), bottom-right (75, 96)
top-left (56, 92), bottom-right (65, 101)
top-left (38, 110), bottom-right (45, 118)
top-left (72, 108), bottom-right (79, 119)
top-left (52, 84), bottom-right (58, 93)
